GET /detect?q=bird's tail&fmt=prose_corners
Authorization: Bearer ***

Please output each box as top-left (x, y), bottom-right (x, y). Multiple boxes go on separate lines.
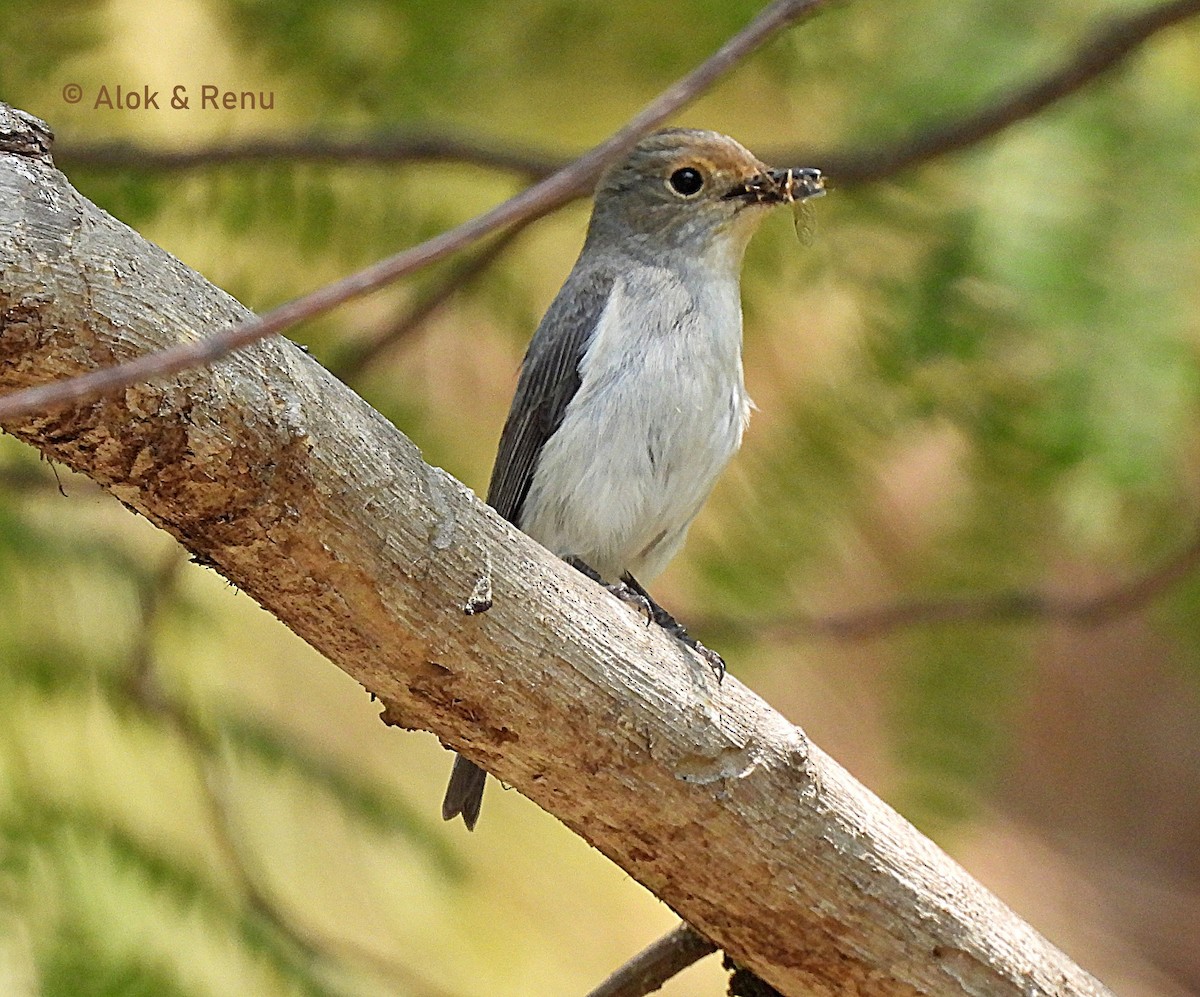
top-left (442, 754), bottom-right (487, 830)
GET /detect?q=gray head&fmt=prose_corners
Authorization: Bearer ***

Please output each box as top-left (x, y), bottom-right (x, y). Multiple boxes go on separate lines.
top-left (585, 128), bottom-right (824, 267)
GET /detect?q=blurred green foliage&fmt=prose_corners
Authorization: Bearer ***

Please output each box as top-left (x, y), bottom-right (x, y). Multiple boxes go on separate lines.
top-left (3, 0), bottom-right (1200, 993)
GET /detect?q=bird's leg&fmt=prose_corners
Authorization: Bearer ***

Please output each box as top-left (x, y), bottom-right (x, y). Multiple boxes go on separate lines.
top-left (621, 574), bottom-right (726, 682)
top-left (563, 556), bottom-right (653, 622)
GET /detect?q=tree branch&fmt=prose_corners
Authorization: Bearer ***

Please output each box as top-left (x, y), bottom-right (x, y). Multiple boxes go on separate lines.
top-left (329, 221), bottom-right (530, 382)
top-left (0, 0), bottom-right (828, 423)
top-left (56, 131), bottom-right (560, 179)
top-left (751, 529), bottom-right (1200, 641)
top-left (0, 102), bottom-right (1114, 997)
top-left (584, 924), bottom-right (716, 997)
top-left (812, 0), bottom-right (1200, 184)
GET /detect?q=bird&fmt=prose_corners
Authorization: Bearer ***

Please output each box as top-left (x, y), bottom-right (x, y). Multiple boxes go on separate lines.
top-left (442, 128), bottom-right (824, 830)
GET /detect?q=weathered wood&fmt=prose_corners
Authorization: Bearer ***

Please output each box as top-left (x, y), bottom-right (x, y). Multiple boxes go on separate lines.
top-left (0, 103), bottom-right (1113, 997)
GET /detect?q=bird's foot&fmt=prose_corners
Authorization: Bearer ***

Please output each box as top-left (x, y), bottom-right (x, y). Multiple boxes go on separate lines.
top-left (690, 638), bottom-right (727, 683)
top-left (621, 574), bottom-right (726, 683)
top-left (653, 614), bottom-right (726, 682)
top-left (562, 558), bottom-right (726, 682)
top-left (563, 556), bottom-right (654, 622)
top-left (605, 581), bottom-right (655, 623)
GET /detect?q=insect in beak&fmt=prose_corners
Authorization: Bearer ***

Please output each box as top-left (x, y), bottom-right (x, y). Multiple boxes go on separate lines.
top-left (766, 167), bottom-right (826, 204)
top-left (724, 167), bottom-right (825, 206)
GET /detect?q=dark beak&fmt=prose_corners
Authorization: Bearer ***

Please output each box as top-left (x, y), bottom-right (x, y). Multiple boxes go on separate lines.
top-left (725, 167), bottom-right (825, 205)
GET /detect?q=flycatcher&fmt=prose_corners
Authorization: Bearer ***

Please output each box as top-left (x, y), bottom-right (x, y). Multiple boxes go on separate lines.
top-left (443, 128), bottom-right (824, 829)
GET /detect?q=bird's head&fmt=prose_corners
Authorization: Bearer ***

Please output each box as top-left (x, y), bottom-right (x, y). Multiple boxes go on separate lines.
top-left (586, 128), bottom-right (824, 268)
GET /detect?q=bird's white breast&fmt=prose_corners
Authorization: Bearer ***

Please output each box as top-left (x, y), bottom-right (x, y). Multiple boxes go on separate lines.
top-left (519, 264), bottom-right (750, 582)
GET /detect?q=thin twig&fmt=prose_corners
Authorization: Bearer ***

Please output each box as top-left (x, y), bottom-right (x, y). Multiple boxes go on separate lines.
top-left (584, 924), bottom-right (717, 997)
top-left (0, 0), bottom-right (829, 423)
top-left (769, 529), bottom-right (1200, 641)
top-left (0, 460), bottom-right (92, 495)
top-left (330, 220), bottom-right (530, 382)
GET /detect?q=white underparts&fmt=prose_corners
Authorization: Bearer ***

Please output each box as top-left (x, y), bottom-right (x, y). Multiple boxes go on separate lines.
top-left (518, 263), bottom-right (751, 583)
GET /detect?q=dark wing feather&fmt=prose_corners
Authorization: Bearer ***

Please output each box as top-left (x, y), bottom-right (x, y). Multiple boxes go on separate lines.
top-left (445, 268), bottom-right (611, 831)
top-left (486, 265), bottom-right (616, 525)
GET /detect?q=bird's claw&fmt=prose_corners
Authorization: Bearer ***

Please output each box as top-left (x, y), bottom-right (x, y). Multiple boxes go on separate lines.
top-left (605, 581), bottom-right (654, 625)
top-left (564, 558), bottom-right (726, 682)
top-left (651, 610), bottom-right (726, 683)
top-left (692, 641), bottom-right (726, 683)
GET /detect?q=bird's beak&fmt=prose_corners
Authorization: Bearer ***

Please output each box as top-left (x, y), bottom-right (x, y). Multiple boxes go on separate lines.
top-left (725, 167), bottom-right (825, 205)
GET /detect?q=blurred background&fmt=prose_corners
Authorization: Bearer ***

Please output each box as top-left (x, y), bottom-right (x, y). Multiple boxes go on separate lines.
top-left (1, 0), bottom-right (1199, 994)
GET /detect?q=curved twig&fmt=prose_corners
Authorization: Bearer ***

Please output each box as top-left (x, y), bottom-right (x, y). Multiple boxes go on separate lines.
top-left (808, 0), bottom-right (1200, 183)
top-left (584, 924), bottom-right (716, 997)
top-left (0, 0), bottom-right (829, 423)
top-left (330, 220), bottom-right (530, 382)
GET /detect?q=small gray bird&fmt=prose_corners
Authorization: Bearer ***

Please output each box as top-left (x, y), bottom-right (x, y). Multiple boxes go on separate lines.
top-left (443, 128), bottom-right (824, 829)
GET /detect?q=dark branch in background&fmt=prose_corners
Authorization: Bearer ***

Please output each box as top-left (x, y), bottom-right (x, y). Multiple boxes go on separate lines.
top-left (0, 0), bottom-right (830, 422)
top-left (584, 924), bottom-right (716, 997)
top-left (57, 132), bottom-right (559, 180)
top-left (125, 551), bottom-right (341, 991)
top-left (52, 0), bottom-right (1200, 189)
top-left (580, 919), bottom-right (788, 997)
top-left (329, 221), bottom-right (530, 382)
top-left (812, 0), bottom-right (1200, 183)
top-left (745, 527), bottom-right (1200, 641)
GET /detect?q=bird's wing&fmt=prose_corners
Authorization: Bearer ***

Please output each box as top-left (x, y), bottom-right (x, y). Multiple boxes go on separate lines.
top-left (486, 266), bottom-right (617, 524)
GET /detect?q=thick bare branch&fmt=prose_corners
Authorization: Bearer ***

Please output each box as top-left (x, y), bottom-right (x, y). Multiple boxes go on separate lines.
top-left (0, 0), bottom-right (829, 423)
top-left (0, 102), bottom-right (1114, 997)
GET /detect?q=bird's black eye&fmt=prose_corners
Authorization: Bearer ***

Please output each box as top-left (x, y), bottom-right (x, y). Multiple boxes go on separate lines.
top-left (667, 167), bottom-right (705, 197)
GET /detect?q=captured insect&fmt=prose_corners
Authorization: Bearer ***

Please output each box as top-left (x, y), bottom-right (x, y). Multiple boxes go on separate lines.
top-left (793, 197), bottom-right (819, 245)
top-left (774, 166), bottom-right (826, 245)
